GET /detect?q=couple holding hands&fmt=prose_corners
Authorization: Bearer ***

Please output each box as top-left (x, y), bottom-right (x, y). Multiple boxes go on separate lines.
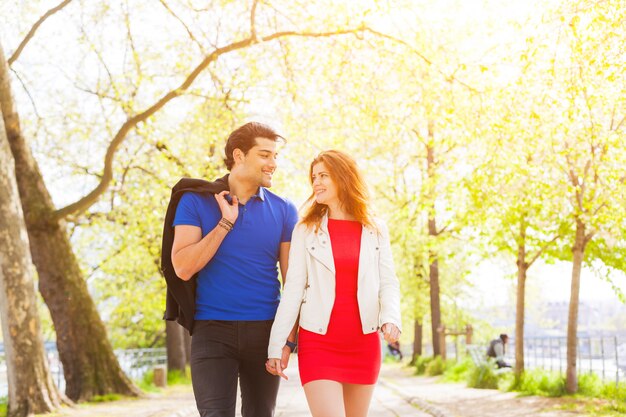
top-left (165, 122), bottom-right (401, 417)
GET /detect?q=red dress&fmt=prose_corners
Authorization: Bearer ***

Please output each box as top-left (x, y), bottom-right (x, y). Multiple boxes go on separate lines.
top-left (298, 219), bottom-right (381, 385)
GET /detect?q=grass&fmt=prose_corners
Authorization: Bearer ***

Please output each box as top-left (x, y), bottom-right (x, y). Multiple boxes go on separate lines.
top-left (440, 357), bottom-right (472, 383)
top-left (136, 366), bottom-right (192, 393)
top-left (412, 355), bottom-right (626, 416)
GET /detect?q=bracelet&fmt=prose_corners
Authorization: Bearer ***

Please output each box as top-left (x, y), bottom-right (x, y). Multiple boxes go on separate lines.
top-left (218, 218), bottom-right (233, 232)
top-left (220, 218), bottom-right (234, 229)
top-left (285, 340), bottom-right (297, 353)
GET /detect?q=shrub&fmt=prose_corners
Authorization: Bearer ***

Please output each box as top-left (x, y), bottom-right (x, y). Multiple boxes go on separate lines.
top-left (467, 363), bottom-right (499, 389)
top-left (441, 358), bottom-right (472, 382)
top-left (425, 356), bottom-right (447, 376)
top-left (413, 356), bottom-right (433, 375)
top-left (600, 380), bottom-right (626, 402)
top-left (518, 369), bottom-right (566, 397)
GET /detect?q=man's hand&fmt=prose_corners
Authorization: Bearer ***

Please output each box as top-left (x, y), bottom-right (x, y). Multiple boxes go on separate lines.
top-left (214, 191), bottom-right (239, 223)
top-left (265, 346), bottom-right (292, 380)
top-left (381, 323), bottom-right (401, 343)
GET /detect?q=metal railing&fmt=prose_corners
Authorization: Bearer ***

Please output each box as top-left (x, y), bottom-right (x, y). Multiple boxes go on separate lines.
top-left (508, 336), bottom-right (625, 384)
top-left (433, 335), bottom-right (626, 384)
top-left (0, 347), bottom-right (167, 397)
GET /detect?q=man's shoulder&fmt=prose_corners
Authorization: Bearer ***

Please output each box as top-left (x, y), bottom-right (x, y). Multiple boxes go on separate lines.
top-left (172, 174), bottom-right (229, 195)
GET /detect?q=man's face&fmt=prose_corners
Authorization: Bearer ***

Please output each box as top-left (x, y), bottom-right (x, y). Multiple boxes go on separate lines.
top-left (237, 137), bottom-right (278, 188)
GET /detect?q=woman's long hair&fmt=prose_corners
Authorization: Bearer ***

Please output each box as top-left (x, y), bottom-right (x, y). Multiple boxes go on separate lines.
top-left (300, 150), bottom-right (374, 230)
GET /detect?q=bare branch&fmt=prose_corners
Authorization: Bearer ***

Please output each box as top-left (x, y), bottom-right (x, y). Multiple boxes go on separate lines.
top-left (159, 0), bottom-right (206, 54)
top-left (364, 28), bottom-right (477, 92)
top-left (53, 26), bottom-right (371, 220)
top-left (251, 0), bottom-right (259, 41)
top-left (8, 0), bottom-right (74, 65)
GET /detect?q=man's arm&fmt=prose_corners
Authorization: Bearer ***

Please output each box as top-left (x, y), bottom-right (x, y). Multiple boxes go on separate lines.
top-left (171, 224), bottom-right (229, 280)
top-left (171, 191), bottom-right (238, 281)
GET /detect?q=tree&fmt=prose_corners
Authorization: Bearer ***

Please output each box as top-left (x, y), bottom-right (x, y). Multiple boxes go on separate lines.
top-left (0, 81), bottom-right (68, 417)
top-left (537, 0), bottom-right (626, 392)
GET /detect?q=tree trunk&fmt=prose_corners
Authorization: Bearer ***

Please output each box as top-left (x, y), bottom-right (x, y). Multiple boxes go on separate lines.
top-left (515, 221), bottom-right (528, 376)
top-left (411, 319), bottom-right (423, 364)
top-left (429, 254), bottom-right (442, 356)
top-left (566, 219), bottom-right (587, 393)
top-left (425, 132), bottom-right (442, 357)
top-left (166, 321), bottom-right (187, 374)
top-left (0, 42), bottom-right (140, 402)
top-left (0, 109), bottom-right (67, 417)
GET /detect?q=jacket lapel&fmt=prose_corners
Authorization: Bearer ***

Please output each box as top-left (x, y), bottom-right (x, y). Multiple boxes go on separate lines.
top-left (305, 215), bottom-right (335, 273)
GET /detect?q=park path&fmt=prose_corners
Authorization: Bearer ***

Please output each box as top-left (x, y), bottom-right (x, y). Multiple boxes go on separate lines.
top-left (39, 359), bottom-right (591, 417)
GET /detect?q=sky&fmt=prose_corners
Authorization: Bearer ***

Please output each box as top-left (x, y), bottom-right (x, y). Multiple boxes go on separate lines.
top-left (468, 258), bottom-right (626, 309)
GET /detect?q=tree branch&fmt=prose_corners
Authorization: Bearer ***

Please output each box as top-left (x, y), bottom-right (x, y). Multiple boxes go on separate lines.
top-left (251, 0), bottom-right (259, 41)
top-left (8, 0), bottom-right (75, 65)
top-left (53, 26), bottom-right (371, 220)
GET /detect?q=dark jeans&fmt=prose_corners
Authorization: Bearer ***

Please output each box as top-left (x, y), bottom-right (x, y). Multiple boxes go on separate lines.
top-left (191, 320), bottom-right (280, 417)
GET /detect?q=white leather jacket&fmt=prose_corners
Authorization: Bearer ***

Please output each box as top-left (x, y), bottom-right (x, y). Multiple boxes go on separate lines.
top-left (268, 215), bottom-right (402, 358)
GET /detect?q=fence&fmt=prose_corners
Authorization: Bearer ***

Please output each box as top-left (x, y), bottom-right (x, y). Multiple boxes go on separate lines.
top-left (0, 347), bottom-right (167, 397)
top-left (511, 336), bottom-right (625, 384)
top-left (428, 335), bottom-right (626, 384)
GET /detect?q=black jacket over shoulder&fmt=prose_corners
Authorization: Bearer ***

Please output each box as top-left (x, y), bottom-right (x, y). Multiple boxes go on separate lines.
top-left (161, 175), bottom-right (229, 334)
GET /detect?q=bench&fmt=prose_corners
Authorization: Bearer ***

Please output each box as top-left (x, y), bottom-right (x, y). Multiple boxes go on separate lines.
top-left (466, 345), bottom-right (511, 374)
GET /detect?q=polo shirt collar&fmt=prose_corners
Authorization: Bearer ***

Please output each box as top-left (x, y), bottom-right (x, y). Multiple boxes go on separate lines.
top-left (252, 187), bottom-right (266, 202)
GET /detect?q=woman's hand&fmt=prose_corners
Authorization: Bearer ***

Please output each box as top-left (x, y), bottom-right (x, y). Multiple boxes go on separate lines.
top-left (265, 345), bottom-right (292, 380)
top-left (381, 323), bottom-right (401, 343)
top-left (265, 357), bottom-right (288, 380)
top-left (214, 191), bottom-right (239, 224)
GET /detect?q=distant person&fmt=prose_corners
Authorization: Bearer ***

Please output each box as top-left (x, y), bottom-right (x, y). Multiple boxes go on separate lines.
top-left (387, 341), bottom-right (403, 361)
top-left (266, 150), bottom-right (402, 417)
top-left (486, 334), bottom-right (511, 368)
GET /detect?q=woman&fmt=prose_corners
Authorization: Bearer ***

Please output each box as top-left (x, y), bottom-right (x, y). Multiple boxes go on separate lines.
top-left (266, 150), bottom-right (402, 417)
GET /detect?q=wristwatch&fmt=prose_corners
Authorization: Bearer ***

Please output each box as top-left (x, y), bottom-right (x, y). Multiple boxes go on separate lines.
top-left (285, 340), bottom-right (297, 353)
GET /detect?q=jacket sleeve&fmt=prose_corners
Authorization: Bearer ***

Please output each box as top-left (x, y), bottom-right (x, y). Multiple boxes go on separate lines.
top-left (377, 220), bottom-right (402, 332)
top-left (268, 224), bottom-right (308, 358)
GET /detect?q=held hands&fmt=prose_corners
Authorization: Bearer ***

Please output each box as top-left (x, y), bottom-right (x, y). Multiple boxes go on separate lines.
top-left (214, 191), bottom-right (239, 224)
top-left (381, 323), bottom-right (401, 344)
top-left (265, 345), bottom-right (292, 380)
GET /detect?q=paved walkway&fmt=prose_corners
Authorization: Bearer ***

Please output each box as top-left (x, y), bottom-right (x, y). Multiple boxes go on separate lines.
top-left (40, 359), bottom-right (588, 417)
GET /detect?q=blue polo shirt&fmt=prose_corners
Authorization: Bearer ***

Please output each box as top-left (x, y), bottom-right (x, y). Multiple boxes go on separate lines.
top-left (173, 187), bottom-right (298, 321)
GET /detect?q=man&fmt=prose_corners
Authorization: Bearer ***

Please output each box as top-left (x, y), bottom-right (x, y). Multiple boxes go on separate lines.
top-left (487, 333), bottom-right (511, 368)
top-left (168, 122), bottom-right (298, 417)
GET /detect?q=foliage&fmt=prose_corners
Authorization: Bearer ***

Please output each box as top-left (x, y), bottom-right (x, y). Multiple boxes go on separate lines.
top-left (466, 363), bottom-right (500, 389)
top-left (440, 357), bottom-right (472, 382)
top-left (508, 369), bottom-right (566, 397)
top-left (413, 355), bottom-right (434, 376)
top-left (137, 367), bottom-right (192, 393)
top-left (425, 356), bottom-right (448, 376)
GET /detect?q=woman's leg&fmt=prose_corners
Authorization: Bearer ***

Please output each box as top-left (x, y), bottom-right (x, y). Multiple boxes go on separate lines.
top-left (342, 383), bottom-right (375, 417)
top-left (303, 380), bottom-right (346, 417)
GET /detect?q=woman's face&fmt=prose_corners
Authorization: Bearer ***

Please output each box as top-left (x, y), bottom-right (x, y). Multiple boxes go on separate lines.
top-left (311, 162), bottom-right (339, 207)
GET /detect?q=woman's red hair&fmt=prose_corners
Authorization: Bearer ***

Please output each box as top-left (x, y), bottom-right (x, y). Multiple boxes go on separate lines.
top-left (301, 150), bottom-right (374, 230)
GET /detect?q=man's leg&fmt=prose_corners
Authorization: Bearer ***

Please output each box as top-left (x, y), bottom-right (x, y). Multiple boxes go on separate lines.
top-left (191, 320), bottom-right (239, 417)
top-left (238, 320), bottom-right (280, 417)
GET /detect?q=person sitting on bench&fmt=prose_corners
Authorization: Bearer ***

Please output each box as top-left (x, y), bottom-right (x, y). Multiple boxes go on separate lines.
top-left (486, 334), bottom-right (512, 368)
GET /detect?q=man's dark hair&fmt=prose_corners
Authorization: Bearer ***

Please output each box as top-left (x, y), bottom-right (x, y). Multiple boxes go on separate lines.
top-left (224, 122), bottom-right (284, 170)
top-left (500, 334), bottom-right (509, 342)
